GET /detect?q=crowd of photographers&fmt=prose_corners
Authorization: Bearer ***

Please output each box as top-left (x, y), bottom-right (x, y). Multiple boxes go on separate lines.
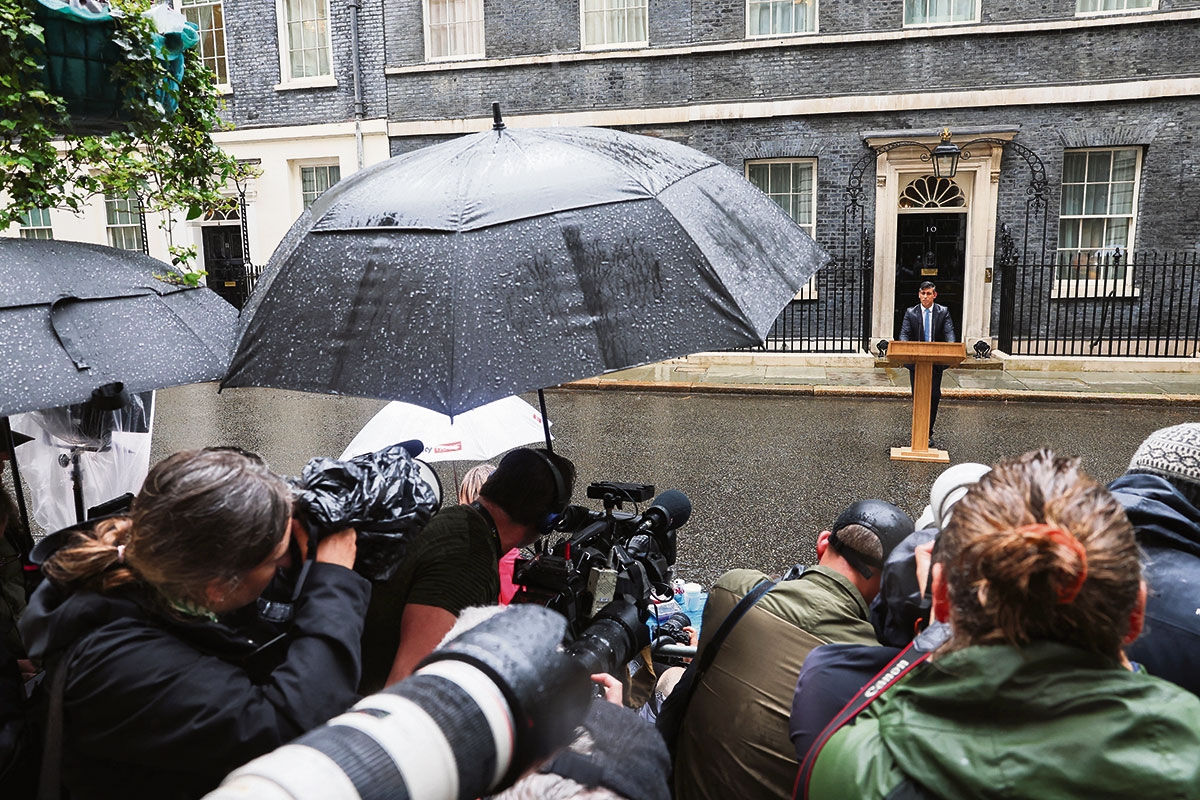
top-left (2, 423), bottom-right (1200, 799)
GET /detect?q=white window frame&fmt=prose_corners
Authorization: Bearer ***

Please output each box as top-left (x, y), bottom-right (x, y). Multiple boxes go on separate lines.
top-left (746, 158), bottom-right (819, 300)
top-left (745, 0), bottom-right (818, 39)
top-left (297, 160), bottom-right (342, 212)
top-left (180, 0), bottom-right (230, 90)
top-left (1076, 0), bottom-right (1156, 16)
top-left (902, 0), bottom-right (979, 27)
top-left (580, 0), bottom-right (649, 51)
top-left (18, 207), bottom-right (54, 240)
top-left (274, 0), bottom-right (336, 90)
top-left (423, 0), bottom-right (486, 61)
top-left (1053, 146), bottom-right (1142, 299)
top-left (105, 193), bottom-right (144, 252)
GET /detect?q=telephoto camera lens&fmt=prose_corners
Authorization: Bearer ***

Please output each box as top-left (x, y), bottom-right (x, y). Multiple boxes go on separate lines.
top-left (562, 596), bottom-right (650, 677)
top-left (205, 606), bottom-right (593, 800)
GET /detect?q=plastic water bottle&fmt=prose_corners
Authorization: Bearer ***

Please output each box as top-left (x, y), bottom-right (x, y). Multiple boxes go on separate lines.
top-left (672, 579), bottom-right (686, 605)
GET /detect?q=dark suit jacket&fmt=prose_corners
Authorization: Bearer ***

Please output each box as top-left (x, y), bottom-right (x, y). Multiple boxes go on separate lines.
top-left (899, 303), bottom-right (956, 343)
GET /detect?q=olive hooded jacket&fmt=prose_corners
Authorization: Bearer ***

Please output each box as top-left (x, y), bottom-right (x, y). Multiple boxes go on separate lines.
top-left (805, 641), bottom-right (1200, 800)
top-left (675, 567), bottom-right (879, 800)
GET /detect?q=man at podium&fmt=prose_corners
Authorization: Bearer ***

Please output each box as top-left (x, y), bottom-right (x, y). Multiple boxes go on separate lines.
top-left (898, 281), bottom-right (956, 445)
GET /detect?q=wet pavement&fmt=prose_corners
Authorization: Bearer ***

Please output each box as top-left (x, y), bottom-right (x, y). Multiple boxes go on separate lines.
top-left (150, 381), bottom-right (1200, 587)
top-left (573, 359), bottom-right (1200, 403)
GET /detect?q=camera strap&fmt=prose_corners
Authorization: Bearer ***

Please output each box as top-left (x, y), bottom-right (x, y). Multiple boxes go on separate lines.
top-left (468, 501), bottom-right (502, 555)
top-left (793, 638), bottom-right (929, 799)
top-left (38, 639), bottom-right (82, 800)
top-left (656, 578), bottom-right (777, 754)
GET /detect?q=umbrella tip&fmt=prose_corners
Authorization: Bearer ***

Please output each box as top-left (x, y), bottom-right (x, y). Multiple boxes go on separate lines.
top-left (492, 102), bottom-right (505, 131)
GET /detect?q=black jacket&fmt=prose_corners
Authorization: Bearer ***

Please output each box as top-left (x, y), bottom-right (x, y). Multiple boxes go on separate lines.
top-left (899, 303), bottom-right (955, 343)
top-left (1108, 473), bottom-right (1200, 696)
top-left (18, 563), bottom-right (371, 800)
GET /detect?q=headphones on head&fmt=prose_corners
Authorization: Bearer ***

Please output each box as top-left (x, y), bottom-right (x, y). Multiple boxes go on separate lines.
top-left (526, 449), bottom-right (569, 535)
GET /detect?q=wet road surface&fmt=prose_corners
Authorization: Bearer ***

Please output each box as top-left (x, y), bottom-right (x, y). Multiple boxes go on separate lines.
top-left (151, 383), bottom-right (1198, 586)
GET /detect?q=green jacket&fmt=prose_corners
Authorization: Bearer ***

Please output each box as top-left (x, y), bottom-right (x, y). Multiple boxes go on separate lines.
top-left (808, 641), bottom-right (1200, 799)
top-left (674, 567), bottom-right (878, 800)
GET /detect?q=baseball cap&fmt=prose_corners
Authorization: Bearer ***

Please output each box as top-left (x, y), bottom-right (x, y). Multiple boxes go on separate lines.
top-left (829, 499), bottom-right (915, 579)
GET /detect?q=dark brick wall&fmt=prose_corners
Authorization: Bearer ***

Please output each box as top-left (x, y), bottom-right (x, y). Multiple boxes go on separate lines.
top-left (483, 0), bottom-right (579, 58)
top-left (390, 98), bottom-right (1200, 254)
top-left (221, 0), bottom-right (388, 128)
top-left (382, 0), bottom-right (1200, 66)
top-left (386, 20), bottom-right (1200, 123)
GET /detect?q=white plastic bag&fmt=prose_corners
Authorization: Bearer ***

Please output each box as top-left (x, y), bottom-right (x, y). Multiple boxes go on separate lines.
top-left (11, 391), bottom-right (154, 533)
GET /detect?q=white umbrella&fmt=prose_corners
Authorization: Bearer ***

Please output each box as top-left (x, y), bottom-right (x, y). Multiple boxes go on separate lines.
top-left (340, 395), bottom-right (551, 463)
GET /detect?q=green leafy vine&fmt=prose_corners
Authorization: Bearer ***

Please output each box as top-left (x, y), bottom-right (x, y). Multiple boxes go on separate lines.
top-left (0, 0), bottom-right (241, 273)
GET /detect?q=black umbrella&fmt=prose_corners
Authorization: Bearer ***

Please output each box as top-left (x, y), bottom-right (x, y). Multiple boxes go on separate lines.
top-left (223, 115), bottom-right (828, 417)
top-left (1, 238), bottom-right (238, 417)
top-left (1, 238), bottom-right (238, 550)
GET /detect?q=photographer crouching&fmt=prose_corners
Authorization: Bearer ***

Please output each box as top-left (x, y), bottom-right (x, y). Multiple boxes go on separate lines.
top-left (361, 447), bottom-right (576, 691)
top-left (18, 448), bottom-right (369, 800)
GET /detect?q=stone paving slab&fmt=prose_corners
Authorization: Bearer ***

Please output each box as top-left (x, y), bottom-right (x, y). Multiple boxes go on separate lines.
top-left (572, 360), bottom-right (1200, 404)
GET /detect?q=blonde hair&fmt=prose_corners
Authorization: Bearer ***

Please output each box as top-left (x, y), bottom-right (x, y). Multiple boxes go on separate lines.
top-left (458, 463), bottom-right (497, 505)
top-left (938, 449), bottom-right (1141, 660)
top-left (44, 448), bottom-right (292, 607)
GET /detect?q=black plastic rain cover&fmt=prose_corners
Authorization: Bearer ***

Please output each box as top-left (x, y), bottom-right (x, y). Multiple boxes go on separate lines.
top-left (290, 442), bottom-right (439, 580)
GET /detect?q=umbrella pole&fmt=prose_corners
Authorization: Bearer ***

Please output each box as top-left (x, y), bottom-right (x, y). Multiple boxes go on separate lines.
top-left (537, 389), bottom-right (552, 452)
top-left (1, 417), bottom-right (35, 555)
top-left (70, 450), bottom-right (87, 524)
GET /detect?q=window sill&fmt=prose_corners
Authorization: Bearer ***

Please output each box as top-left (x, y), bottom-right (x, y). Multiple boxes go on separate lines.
top-left (274, 76), bottom-right (338, 91)
top-left (745, 30), bottom-right (819, 40)
top-left (581, 41), bottom-right (649, 52)
top-left (425, 52), bottom-right (487, 63)
top-left (1075, 5), bottom-right (1156, 15)
top-left (902, 18), bottom-right (978, 27)
top-left (216, 83), bottom-right (233, 96)
top-left (1050, 281), bottom-right (1141, 299)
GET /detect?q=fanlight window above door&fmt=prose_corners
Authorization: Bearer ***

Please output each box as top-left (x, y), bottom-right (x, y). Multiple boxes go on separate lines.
top-left (899, 176), bottom-right (966, 209)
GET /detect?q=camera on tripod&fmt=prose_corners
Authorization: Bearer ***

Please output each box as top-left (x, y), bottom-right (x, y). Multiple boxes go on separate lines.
top-left (511, 480), bottom-right (691, 642)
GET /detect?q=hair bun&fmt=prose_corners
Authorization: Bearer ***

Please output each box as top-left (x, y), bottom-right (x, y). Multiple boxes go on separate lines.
top-left (1015, 523), bottom-right (1089, 604)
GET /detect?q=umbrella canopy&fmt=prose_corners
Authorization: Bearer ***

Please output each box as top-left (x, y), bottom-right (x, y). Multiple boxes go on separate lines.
top-left (222, 123), bottom-right (829, 416)
top-left (340, 395), bottom-right (550, 463)
top-left (0, 238), bottom-right (238, 418)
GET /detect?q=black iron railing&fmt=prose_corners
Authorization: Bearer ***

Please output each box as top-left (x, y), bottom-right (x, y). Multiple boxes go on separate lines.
top-left (997, 251), bottom-right (1200, 357)
top-left (244, 261), bottom-right (265, 298)
top-left (749, 261), bottom-right (875, 353)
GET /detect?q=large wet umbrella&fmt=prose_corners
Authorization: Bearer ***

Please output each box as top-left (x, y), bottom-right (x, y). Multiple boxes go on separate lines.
top-left (1, 238), bottom-right (237, 417)
top-left (1, 238), bottom-right (238, 549)
top-left (223, 114), bottom-right (828, 417)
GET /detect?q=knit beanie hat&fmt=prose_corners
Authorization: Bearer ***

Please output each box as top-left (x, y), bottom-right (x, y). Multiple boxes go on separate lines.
top-left (539, 700), bottom-right (671, 800)
top-left (1128, 424), bottom-right (1200, 490)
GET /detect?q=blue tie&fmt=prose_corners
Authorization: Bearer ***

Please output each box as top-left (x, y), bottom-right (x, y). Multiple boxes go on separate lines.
top-left (924, 308), bottom-right (932, 342)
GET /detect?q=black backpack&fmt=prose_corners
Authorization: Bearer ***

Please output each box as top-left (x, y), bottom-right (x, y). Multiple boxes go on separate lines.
top-left (0, 636), bottom-right (39, 800)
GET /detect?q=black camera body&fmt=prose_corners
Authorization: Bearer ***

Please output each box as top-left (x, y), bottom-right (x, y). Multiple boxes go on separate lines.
top-left (512, 481), bottom-right (688, 640)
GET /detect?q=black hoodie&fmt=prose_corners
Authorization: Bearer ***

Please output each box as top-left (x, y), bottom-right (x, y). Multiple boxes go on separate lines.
top-left (18, 562), bottom-right (370, 800)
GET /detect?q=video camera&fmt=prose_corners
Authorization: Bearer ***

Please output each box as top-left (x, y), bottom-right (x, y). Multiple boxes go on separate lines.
top-left (512, 480), bottom-right (691, 641)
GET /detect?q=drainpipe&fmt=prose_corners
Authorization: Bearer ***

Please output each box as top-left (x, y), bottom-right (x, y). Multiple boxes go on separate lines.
top-left (349, 0), bottom-right (365, 170)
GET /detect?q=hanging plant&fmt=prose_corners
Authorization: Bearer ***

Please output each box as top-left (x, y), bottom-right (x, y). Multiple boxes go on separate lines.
top-left (0, 0), bottom-right (241, 270)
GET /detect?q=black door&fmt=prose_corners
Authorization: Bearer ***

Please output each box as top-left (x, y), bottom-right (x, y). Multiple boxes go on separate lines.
top-left (202, 225), bottom-right (247, 308)
top-left (894, 213), bottom-right (966, 338)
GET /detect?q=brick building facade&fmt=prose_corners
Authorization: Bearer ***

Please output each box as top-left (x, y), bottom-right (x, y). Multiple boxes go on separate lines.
top-left (10, 0), bottom-right (1200, 354)
top-left (380, 1), bottom-right (1200, 354)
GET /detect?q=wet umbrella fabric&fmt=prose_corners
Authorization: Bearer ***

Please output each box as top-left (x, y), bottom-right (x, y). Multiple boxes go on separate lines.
top-left (340, 395), bottom-right (550, 463)
top-left (223, 125), bottom-right (828, 416)
top-left (0, 238), bottom-right (237, 418)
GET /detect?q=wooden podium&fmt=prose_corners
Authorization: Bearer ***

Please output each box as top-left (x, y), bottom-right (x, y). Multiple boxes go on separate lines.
top-left (887, 341), bottom-right (966, 463)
